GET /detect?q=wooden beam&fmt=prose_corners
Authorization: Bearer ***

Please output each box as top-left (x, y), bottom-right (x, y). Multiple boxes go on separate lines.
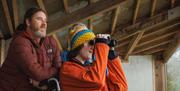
top-left (88, 19), bottom-right (93, 30)
top-left (0, 39), bottom-right (5, 66)
top-left (171, 0), bottom-right (176, 8)
top-left (62, 0), bottom-right (70, 13)
top-left (114, 12), bottom-right (169, 41)
top-left (142, 22), bottom-right (179, 39)
top-left (135, 45), bottom-right (167, 55)
top-left (12, 0), bottom-right (19, 29)
top-left (116, 41), bottom-right (129, 48)
top-left (151, 0), bottom-right (157, 16)
top-left (88, 0), bottom-right (94, 30)
top-left (163, 31), bottom-right (180, 63)
top-left (133, 0), bottom-right (141, 24)
top-left (52, 34), bottom-right (63, 51)
top-left (116, 46), bottom-right (127, 54)
top-left (154, 60), bottom-right (166, 91)
top-left (18, 0), bottom-right (25, 23)
top-left (138, 29), bottom-right (179, 47)
top-left (47, 0), bottom-right (125, 34)
top-left (124, 31), bottom-right (144, 60)
top-left (134, 39), bottom-right (173, 54)
top-left (36, 0), bottom-right (46, 11)
top-left (116, 23), bottom-right (179, 49)
top-left (1, 0), bottom-right (14, 35)
top-left (111, 7), bottom-right (120, 35)
top-left (114, 11), bottom-right (180, 42)
top-left (113, 5), bottom-right (180, 41)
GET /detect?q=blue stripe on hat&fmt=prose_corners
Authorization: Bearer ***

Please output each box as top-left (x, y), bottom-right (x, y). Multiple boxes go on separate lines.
top-left (71, 29), bottom-right (93, 48)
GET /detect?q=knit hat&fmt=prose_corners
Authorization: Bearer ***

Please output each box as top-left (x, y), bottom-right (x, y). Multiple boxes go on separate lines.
top-left (69, 23), bottom-right (95, 50)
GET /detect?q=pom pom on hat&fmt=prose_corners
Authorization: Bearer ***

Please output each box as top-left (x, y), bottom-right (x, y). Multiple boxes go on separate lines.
top-left (69, 23), bottom-right (95, 50)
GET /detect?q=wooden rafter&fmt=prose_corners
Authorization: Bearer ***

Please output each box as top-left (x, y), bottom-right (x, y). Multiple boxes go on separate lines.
top-left (116, 41), bottom-right (129, 48)
top-left (142, 23), bottom-right (179, 39)
top-left (1, 0), bottom-right (14, 35)
top-left (118, 20), bottom-right (179, 56)
top-left (135, 45), bottom-right (167, 55)
top-left (36, 0), bottom-right (46, 11)
top-left (12, 0), bottom-right (19, 29)
top-left (134, 39), bottom-right (173, 54)
top-left (47, 0), bottom-right (125, 34)
top-left (115, 21), bottom-right (179, 55)
top-left (138, 30), bottom-right (179, 47)
top-left (115, 12), bottom-right (168, 41)
top-left (151, 0), bottom-right (157, 16)
top-left (163, 31), bottom-right (180, 63)
top-left (114, 10), bottom-right (180, 42)
top-left (88, 19), bottom-right (93, 30)
top-left (0, 39), bottom-right (5, 66)
top-left (88, 0), bottom-right (94, 30)
top-left (171, 0), bottom-right (176, 8)
top-left (124, 31), bottom-right (144, 60)
top-left (63, 0), bottom-right (69, 13)
top-left (62, 0), bottom-right (71, 51)
top-left (111, 7), bottom-right (120, 35)
top-left (133, 0), bottom-right (141, 24)
top-left (140, 29), bottom-right (177, 47)
top-left (117, 49), bottom-right (126, 55)
top-left (115, 22), bottom-right (178, 49)
top-left (113, 5), bottom-right (180, 41)
top-left (116, 36), bottom-right (132, 48)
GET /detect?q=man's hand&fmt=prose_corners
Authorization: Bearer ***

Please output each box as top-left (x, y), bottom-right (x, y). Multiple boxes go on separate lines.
top-left (30, 79), bottom-right (48, 90)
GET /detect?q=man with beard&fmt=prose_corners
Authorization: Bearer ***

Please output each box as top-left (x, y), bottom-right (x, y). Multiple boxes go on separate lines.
top-left (0, 7), bottom-right (61, 91)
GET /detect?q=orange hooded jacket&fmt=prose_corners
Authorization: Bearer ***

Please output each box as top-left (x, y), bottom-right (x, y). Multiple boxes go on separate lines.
top-left (60, 42), bottom-right (128, 91)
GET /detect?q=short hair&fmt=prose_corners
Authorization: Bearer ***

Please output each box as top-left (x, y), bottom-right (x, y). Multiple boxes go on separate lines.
top-left (16, 7), bottom-right (47, 31)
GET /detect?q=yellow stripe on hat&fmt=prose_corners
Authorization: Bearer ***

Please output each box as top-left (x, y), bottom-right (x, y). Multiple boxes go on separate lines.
top-left (72, 32), bottom-right (95, 49)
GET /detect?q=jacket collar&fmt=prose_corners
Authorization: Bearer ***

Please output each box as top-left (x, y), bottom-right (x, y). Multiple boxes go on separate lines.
top-left (18, 30), bottom-right (45, 48)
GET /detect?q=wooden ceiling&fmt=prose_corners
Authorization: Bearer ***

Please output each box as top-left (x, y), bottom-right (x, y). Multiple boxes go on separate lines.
top-left (0, 0), bottom-right (180, 62)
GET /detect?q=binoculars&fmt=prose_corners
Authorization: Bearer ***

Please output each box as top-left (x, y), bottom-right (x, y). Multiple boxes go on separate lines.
top-left (108, 39), bottom-right (117, 47)
top-left (88, 37), bottom-right (117, 47)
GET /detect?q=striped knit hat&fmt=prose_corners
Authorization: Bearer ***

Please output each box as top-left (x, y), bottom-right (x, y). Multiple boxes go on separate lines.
top-left (69, 23), bottom-right (95, 50)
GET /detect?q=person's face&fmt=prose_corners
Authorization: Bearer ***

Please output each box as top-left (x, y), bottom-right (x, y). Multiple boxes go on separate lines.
top-left (79, 40), bottom-right (94, 61)
top-left (28, 11), bottom-right (47, 38)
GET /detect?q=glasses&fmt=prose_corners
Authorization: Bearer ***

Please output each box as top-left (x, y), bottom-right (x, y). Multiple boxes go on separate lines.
top-left (88, 40), bottom-right (95, 46)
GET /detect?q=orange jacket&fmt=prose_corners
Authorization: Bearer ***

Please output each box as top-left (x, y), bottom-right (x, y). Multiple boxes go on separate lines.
top-left (60, 43), bottom-right (128, 91)
top-left (107, 57), bottom-right (128, 91)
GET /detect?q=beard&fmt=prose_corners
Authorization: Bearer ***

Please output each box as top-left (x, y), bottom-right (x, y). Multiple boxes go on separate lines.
top-left (30, 25), bottom-right (46, 38)
top-left (34, 30), bottom-right (46, 38)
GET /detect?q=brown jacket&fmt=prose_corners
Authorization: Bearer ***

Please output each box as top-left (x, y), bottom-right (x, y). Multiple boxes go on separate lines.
top-left (60, 43), bottom-right (128, 91)
top-left (0, 30), bottom-right (61, 91)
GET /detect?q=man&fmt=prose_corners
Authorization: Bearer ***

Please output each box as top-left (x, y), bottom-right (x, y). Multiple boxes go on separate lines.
top-left (0, 7), bottom-right (61, 91)
top-left (60, 23), bottom-right (128, 91)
